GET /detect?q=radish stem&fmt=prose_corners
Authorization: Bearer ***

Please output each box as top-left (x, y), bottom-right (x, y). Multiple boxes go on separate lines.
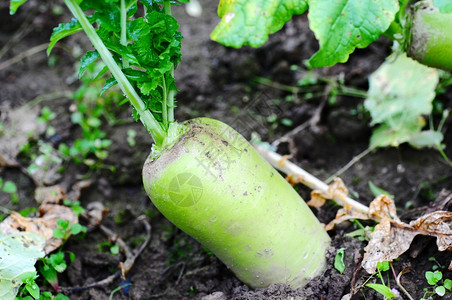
top-left (164, 0), bottom-right (176, 124)
top-left (120, 0), bottom-right (129, 69)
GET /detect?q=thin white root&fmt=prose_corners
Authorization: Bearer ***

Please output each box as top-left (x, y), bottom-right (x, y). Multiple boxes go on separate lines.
top-left (255, 145), bottom-right (370, 215)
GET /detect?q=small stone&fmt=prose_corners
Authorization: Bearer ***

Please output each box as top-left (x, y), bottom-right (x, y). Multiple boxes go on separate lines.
top-left (201, 291), bottom-right (227, 300)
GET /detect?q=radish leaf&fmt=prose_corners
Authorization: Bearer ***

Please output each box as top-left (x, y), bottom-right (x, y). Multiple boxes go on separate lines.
top-left (307, 0), bottom-right (399, 68)
top-left (365, 53), bottom-right (439, 148)
top-left (211, 0), bottom-right (308, 48)
top-left (79, 50), bottom-right (100, 78)
top-left (0, 233), bottom-right (45, 300)
top-left (9, 0), bottom-right (28, 15)
top-left (48, 18), bottom-right (84, 55)
top-left (50, 0), bottom-right (183, 131)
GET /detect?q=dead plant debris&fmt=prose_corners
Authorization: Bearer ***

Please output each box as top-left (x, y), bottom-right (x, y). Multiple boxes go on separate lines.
top-left (311, 180), bottom-right (452, 274)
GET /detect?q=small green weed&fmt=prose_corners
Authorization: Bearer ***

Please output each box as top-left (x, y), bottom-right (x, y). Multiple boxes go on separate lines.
top-left (53, 218), bottom-right (87, 241)
top-left (37, 106), bottom-right (56, 137)
top-left (127, 129), bottom-right (137, 147)
top-left (364, 261), bottom-right (399, 299)
top-left (59, 62), bottom-right (121, 170)
top-left (98, 241), bottom-right (120, 255)
top-left (0, 177), bottom-right (19, 204)
top-left (334, 247), bottom-right (346, 274)
top-left (421, 270), bottom-right (452, 299)
top-left (345, 219), bottom-right (375, 242)
top-left (62, 199), bottom-right (85, 216)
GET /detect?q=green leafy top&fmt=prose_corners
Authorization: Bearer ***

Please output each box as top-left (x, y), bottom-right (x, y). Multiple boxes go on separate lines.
top-left (12, 0), bottom-right (185, 148)
top-left (211, 0), bottom-right (308, 47)
top-left (212, 0), bottom-right (401, 68)
top-left (307, 0), bottom-right (399, 67)
top-left (57, 1), bottom-right (182, 131)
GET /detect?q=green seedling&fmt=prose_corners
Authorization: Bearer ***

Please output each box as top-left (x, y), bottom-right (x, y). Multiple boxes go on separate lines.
top-left (40, 217), bottom-right (82, 292)
top-left (109, 283), bottom-right (131, 300)
top-left (127, 129), bottom-right (137, 147)
top-left (366, 283), bottom-right (398, 300)
top-left (26, 141), bottom-right (64, 184)
top-left (18, 207), bottom-right (37, 217)
top-left (334, 248), bottom-right (346, 274)
top-left (37, 106), bottom-right (56, 137)
top-left (38, 252), bottom-right (67, 291)
top-left (98, 241), bottom-right (120, 256)
top-left (58, 62), bottom-right (120, 170)
top-left (368, 181), bottom-right (394, 199)
top-left (62, 199), bottom-right (85, 216)
top-left (0, 178), bottom-right (19, 204)
top-left (15, 292), bottom-right (70, 300)
top-left (345, 219), bottom-right (375, 242)
top-left (53, 219), bottom-right (86, 241)
top-left (365, 261), bottom-right (398, 300)
top-left (421, 271), bottom-right (452, 299)
top-left (19, 272), bottom-right (40, 300)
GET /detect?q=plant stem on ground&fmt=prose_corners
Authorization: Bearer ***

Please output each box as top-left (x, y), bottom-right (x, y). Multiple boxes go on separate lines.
top-left (255, 145), bottom-right (370, 215)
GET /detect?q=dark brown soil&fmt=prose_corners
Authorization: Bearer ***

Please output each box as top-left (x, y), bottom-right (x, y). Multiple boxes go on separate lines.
top-left (1, 1), bottom-right (452, 300)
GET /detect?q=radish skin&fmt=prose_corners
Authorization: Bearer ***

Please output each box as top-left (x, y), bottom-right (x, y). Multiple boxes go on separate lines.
top-left (143, 118), bottom-right (330, 288)
top-left (407, 0), bottom-right (452, 71)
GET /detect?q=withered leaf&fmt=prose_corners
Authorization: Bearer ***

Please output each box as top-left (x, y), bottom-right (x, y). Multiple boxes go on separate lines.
top-left (307, 190), bottom-right (327, 208)
top-left (35, 185), bottom-right (66, 205)
top-left (0, 204), bottom-right (78, 254)
top-left (308, 178), bottom-right (349, 210)
top-left (84, 201), bottom-right (108, 226)
top-left (0, 105), bottom-right (45, 167)
top-left (369, 194), bottom-right (400, 222)
top-left (362, 211), bottom-right (452, 273)
top-left (325, 207), bottom-right (369, 231)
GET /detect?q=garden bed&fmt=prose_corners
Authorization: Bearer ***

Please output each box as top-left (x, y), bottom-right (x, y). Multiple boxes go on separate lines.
top-left (1, 1), bottom-right (451, 299)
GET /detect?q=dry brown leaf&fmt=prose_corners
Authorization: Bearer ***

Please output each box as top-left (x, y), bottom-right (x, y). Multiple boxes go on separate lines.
top-left (285, 173), bottom-right (304, 187)
top-left (322, 192), bottom-right (452, 273)
top-left (34, 181), bottom-right (92, 206)
top-left (410, 211), bottom-right (452, 251)
top-left (362, 211), bottom-right (452, 273)
top-left (325, 208), bottom-right (369, 231)
top-left (278, 155), bottom-right (291, 167)
top-left (28, 145), bottom-right (63, 185)
top-left (328, 178), bottom-right (349, 203)
top-left (362, 219), bottom-right (415, 273)
top-left (35, 185), bottom-right (66, 205)
top-left (84, 201), bottom-right (109, 226)
top-left (0, 105), bottom-right (44, 166)
top-left (369, 194), bottom-right (400, 222)
top-left (308, 178), bottom-right (349, 210)
top-left (66, 180), bottom-right (92, 201)
top-left (307, 190), bottom-right (327, 208)
top-left (326, 194), bottom-right (398, 231)
top-left (0, 204), bottom-right (78, 254)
